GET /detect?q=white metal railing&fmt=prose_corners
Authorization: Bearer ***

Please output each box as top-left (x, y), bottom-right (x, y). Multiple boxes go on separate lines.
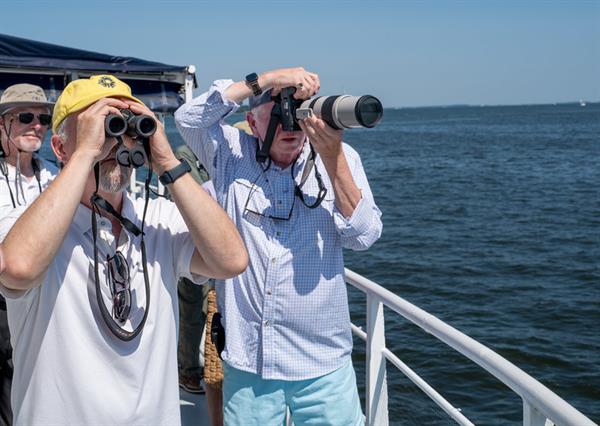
top-left (345, 268), bottom-right (597, 426)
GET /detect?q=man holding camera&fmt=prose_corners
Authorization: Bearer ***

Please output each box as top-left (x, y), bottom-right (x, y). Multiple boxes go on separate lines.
top-left (0, 75), bottom-right (248, 425)
top-left (175, 67), bottom-right (382, 425)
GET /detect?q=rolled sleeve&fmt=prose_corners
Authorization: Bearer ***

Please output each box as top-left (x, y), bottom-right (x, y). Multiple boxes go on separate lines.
top-left (332, 145), bottom-right (383, 251)
top-left (175, 79), bottom-right (243, 180)
top-left (334, 194), bottom-right (382, 251)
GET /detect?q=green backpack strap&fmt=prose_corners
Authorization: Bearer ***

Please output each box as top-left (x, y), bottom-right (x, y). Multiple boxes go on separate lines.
top-left (174, 145), bottom-right (210, 185)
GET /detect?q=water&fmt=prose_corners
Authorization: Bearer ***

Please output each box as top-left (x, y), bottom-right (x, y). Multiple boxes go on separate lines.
top-left (41, 103), bottom-right (600, 424)
top-left (340, 104), bottom-right (600, 424)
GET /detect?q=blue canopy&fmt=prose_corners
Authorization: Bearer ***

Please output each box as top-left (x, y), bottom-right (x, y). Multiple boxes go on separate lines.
top-left (0, 33), bottom-right (196, 113)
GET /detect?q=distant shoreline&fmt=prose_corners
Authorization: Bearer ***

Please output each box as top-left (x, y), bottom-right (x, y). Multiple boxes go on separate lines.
top-left (386, 101), bottom-right (599, 110)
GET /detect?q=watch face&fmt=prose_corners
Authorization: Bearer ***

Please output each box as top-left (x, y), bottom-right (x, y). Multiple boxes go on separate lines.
top-left (246, 72), bottom-right (258, 83)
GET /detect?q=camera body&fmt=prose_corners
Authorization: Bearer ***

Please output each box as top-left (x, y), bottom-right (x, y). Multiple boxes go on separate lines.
top-left (104, 110), bottom-right (157, 168)
top-left (278, 87), bottom-right (383, 132)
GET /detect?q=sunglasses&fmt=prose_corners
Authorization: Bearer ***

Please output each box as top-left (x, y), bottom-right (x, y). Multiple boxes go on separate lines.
top-left (14, 112), bottom-right (52, 127)
top-left (106, 251), bottom-right (131, 322)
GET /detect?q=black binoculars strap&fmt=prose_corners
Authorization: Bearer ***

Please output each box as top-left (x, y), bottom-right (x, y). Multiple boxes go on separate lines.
top-left (90, 157), bottom-right (154, 341)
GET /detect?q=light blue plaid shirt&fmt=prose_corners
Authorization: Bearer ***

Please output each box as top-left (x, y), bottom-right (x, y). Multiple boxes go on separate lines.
top-left (175, 80), bottom-right (382, 380)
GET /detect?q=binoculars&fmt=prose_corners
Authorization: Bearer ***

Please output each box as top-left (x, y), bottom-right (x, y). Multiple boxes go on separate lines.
top-left (104, 110), bottom-right (157, 168)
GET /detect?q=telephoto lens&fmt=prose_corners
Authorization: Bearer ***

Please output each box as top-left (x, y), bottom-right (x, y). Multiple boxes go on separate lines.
top-left (298, 95), bottom-right (383, 129)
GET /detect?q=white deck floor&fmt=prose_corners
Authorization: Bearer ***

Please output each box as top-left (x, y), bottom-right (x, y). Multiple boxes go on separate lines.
top-left (180, 388), bottom-right (210, 426)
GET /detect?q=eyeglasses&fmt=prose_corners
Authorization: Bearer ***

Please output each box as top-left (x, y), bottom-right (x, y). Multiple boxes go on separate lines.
top-left (14, 112), bottom-right (52, 127)
top-left (106, 251), bottom-right (131, 322)
top-left (243, 175), bottom-right (297, 221)
top-left (243, 149), bottom-right (328, 221)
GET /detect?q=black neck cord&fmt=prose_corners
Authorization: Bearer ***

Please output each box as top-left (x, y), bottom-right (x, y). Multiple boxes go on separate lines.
top-left (0, 155), bottom-right (43, 209)
top-left (90, 137), bottom-right (153, 341)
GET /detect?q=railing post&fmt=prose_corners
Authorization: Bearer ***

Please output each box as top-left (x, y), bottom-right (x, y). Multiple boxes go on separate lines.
top-left (129, 168), bottom-right (137, 195)
top-left (185, 65), bottom-right (196, 103)
top-left (366, 293), bottom-right (389, 426)
top-left (523, 399), bottom-right (552, 426)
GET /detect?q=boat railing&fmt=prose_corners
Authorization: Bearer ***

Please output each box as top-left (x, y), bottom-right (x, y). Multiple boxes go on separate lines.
top-left (345, 268), bottom-right (597, 426)
top-left (128, 168), bottom-right (595, 426)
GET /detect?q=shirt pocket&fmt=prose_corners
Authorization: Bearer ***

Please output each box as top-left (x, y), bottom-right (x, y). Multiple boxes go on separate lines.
top-left (233, 177), bottom-right (274, 228)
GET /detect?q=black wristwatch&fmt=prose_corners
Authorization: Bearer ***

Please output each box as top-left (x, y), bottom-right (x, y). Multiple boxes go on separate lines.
top-left (245, 72), bottom-right (262, 96)
top-left (159, 160), bottom-right (191, 185)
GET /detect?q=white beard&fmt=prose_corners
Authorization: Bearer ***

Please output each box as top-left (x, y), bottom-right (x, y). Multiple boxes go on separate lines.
top-left (22, 140), bottom-right (42, 152)
top-left (99, 161), bottom-right (131, 193)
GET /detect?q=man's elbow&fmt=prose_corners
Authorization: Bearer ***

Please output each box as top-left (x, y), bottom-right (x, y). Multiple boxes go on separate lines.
top-left (0, 255), bottom-right (41, 290)
top-left (218, 248), bottom-right (248, 279)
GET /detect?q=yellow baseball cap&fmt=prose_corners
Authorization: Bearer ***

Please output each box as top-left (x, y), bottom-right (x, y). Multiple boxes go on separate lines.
top-left (52, 75), bottom-right (143, 133)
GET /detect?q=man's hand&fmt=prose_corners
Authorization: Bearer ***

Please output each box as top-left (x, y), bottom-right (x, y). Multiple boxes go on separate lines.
top-left (298, 115), bottom-right (362, 218)
top-left (298, 115), bottom-right (344, 160)
top-left (262, 67), bottom-right (320, 99)
top-left (126, 101), bottom-right (179, 175)
top-left (224, 67), bottom-right (320, 105)
top-left (75, 98), bottom-right (130, 162)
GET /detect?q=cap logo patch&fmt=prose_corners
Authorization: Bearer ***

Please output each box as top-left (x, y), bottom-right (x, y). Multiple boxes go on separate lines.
top-left (98, 76), bottom-right (116, 88)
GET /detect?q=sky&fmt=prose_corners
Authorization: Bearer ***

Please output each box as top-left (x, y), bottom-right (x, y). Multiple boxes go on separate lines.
top-left (1, 0), bottom-right (598, 108)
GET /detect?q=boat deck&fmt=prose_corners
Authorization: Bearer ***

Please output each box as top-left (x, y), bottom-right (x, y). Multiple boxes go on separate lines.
top-left (180, 388), bottom-right (209, 426)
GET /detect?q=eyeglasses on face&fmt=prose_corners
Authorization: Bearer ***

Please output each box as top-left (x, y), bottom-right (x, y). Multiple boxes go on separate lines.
top-left (106, 251), bottom-right (131, 322)
top-left (14, 112), bottom-right (52, 127)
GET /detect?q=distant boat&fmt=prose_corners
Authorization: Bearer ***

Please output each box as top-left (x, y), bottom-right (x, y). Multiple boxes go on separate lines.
top-left (580, 100), bottom-right (587, 107)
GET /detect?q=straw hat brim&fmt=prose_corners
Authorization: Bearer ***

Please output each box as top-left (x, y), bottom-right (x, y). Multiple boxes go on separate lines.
top-left (0, 101), bottom-right (55, 115)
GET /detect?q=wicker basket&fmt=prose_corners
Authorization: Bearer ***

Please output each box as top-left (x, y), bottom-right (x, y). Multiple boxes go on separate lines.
top-left (204, 289), bottom-right (223, 388)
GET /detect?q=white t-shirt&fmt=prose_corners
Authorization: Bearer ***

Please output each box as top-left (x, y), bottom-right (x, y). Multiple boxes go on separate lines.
top-left (0, 193), bottom-right (205, 426)
top-left (0, 155), bottom-right (57, 218)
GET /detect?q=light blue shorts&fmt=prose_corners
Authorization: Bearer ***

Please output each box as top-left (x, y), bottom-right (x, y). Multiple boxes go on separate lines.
top-left (222, 359), bottom-right (365, 426)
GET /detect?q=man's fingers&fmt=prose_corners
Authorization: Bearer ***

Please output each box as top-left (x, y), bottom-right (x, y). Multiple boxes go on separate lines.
top-left (86, 97), bottom-right (129, 115)
top-left (315, 117), bottom-right (342, 139)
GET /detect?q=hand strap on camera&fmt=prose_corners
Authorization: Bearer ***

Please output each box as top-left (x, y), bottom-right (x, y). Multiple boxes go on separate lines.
top-left (256, 95), bottom-right (281, 164)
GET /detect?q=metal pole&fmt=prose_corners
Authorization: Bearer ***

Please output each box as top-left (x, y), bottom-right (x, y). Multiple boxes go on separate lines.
top-left (365, 293), bottom-right (389, 426)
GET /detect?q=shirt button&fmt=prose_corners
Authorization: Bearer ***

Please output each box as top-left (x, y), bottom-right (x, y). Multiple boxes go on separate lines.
top-left (266, 289), bottom-right (272, 295)
top-left (264, 320), bottom-right (270, 326)
top-left (277, 200), bottom-right (282, 205)
top-left (271, 257), bottom-right (277, 263)
top-left (276, 231), bottom-right (281, 237)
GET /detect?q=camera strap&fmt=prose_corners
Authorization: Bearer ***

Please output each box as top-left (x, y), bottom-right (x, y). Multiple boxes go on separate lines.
top-left (256, 97), bottom-right (281, 163)
top-left (293, 143), bottom-right (327, 209)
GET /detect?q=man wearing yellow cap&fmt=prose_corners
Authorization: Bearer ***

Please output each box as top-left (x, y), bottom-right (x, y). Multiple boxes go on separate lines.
top-left (0, 75), bottom-right (248, 425)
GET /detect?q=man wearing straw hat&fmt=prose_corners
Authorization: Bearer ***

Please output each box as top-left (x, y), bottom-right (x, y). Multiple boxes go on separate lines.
top-left (0, 75), bottom-right (248, 425)
top-left (0, 83), bottom-right (58, 426)
top-left (0, 83), bottom-right (57, 217)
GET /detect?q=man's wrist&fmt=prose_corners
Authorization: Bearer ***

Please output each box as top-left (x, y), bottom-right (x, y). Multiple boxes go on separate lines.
top-left (258, 72), bottom-right (273, 92)
top-left (71, 150), bottom-right (97, 168)
top-left (155, 158), bottom-right (180, 176)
